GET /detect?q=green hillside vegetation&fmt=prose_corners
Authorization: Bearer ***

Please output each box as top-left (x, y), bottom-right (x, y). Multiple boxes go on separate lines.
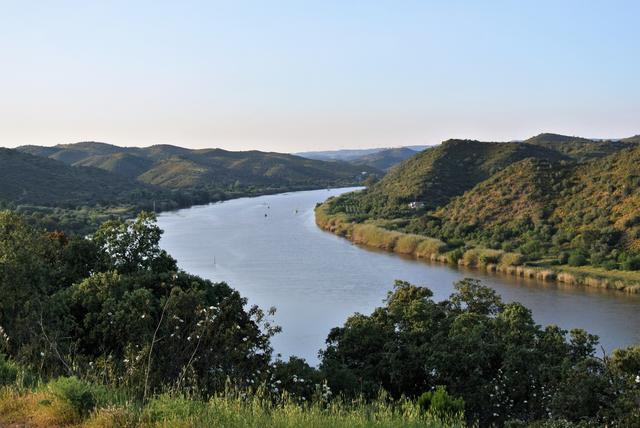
top-left (524, 133), bottom-right (640, 162)
top-left (319, 134), bottom-right (640, 278)
top-left (1, 211), bottom-right (638, 426)
top-left (350, 147), bottom-right (420, 171)
top-left (74, 152), bottom-right (156, 178)
top-left (411, 147), bottom-right (640, 270)
top-left (357, 139), bottom-right (569, 218)
top-left (6, 142), bottom-right (376, 234)
top-left (18, 142), bottom-right (377, 192)
top-left (0, 148), bottom-right (171, 211)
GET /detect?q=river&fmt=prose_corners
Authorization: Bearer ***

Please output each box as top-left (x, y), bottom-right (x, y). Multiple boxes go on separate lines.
top-left (157, 187), bottom-right (640, 364)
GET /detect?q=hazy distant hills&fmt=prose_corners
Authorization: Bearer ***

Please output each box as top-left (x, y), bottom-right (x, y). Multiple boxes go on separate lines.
top-left (296, 145), bottom-right (429, 166)
top-left (347, 147), bottom-right (421, 171)
top-left (16, 142), bottom-right (379, 193)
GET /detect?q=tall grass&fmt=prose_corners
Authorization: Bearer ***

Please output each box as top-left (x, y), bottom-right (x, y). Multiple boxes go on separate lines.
top-left (0, 378), bottom-right (466, 428)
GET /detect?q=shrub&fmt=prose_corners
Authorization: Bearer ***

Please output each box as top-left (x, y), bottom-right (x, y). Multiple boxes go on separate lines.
top-left (461, 249), bottom-right (479, 267)
top-left (445, 248), bottom-right (465, 264)
top-left (568, 252), bottom-right (587, 267)
top-left (0, 354), bottom-right (18, 386)
top-left (394, 234), bottom-right (424, 255)
top-left (500, 252), bottom-right (525, 266)
top-left (621, 256), bottom-right (640, 271)
top-left (49, 376), bottom-right (105, 416)
top-left (558, 252), bottom-right (570, 265)
top-left (414, 237), bottom-right (447, 258)
top-left (478, 249), bottom-right (504, 265)
top-left (418, 385), bottom-right (465, 418)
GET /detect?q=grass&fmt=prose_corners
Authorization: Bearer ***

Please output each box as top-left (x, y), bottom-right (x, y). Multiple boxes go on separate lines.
top-left (0, 381), bottom-right (465, 428)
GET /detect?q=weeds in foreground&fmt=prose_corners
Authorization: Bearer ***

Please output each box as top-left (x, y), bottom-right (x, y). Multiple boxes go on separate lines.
top-left (0, 379), bottom-right (467, 428)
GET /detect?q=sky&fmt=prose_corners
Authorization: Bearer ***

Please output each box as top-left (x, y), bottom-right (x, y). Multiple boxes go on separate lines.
top-left (0, 1), bottom-right (638, 152)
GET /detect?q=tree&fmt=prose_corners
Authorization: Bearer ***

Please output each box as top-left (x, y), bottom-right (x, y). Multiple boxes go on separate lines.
top-left (92, 211), bottom-right (177, 274)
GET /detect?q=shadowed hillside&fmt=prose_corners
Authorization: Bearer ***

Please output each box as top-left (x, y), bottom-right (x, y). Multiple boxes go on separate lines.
top-left (0, 148), bottom-right (164, 207)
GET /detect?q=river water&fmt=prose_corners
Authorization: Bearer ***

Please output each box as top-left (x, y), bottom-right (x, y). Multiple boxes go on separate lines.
top-left (158, 187), bottom-right (640, 364)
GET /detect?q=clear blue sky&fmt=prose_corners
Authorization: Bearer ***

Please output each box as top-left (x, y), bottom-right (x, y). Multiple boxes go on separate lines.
top-left (1, 1), bottom-right (638, 151)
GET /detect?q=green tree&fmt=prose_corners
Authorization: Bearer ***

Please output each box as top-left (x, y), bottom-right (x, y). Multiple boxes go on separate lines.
top-left (92, 211), bottom-right (176, 273)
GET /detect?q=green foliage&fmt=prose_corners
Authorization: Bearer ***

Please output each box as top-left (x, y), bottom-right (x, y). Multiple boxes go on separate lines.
top-left (324, 136), bottom-right (640, 274)
top-left (48, 376), bottom-right (104, 416)
top-left (16, 142), bottom-right (375, 194)
top-left (621, 255), bottom-right (640, 271)
top-left (568, 252), bottom-right (588, 267)
top-left (0, 354), bottom-right (19, 386)
top-left (319, 279), bottom-right (637, 426)
top-left (418, 386), bottom-right (465, 418)
top-left (2, 142), bottom-right (376, 236)
top-left (0, 211), bottom-right (278, 398)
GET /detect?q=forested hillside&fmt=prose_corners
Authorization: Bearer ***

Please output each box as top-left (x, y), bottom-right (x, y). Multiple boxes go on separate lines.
top-left (356, 139), bottom-right (569, 217)
top-left (0, 148), bottom-right (166, 207)
top-left (320, 134), bottom-right (640, 273)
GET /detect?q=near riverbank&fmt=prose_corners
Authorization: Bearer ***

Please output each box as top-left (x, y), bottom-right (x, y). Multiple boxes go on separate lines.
top-left (315, 201), bottom-right (640, 294)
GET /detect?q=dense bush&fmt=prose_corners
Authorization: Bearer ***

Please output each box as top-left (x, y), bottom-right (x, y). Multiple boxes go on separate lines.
top-left (319, 279), bottom-right (640, 426)
top-left (48, 376), bottom-right (104, 416)
top-left (418, 386), bottom-right (465, 418)
top-left (0, 211), bottom-right (278, 398)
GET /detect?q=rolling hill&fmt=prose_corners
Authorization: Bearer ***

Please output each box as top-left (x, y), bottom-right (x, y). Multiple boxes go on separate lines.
top-left (357, 139), bottom-right (570, 217)
top-left (17, 142), bottom-right (379, 192)
top-left (524, 133), bottom-right (640, 162)
top-left (349, 147), bottom-right (419, 171)
top-left (321, 134), bottom-right (640, 272)
top-left (0, 148), bottom-right (165, 207)
top-left (296, 145), bottom-right (429, 163)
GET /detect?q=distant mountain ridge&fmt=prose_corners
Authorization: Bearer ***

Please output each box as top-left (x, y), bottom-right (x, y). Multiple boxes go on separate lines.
top-left (296, 145), bottom-right (430, 162)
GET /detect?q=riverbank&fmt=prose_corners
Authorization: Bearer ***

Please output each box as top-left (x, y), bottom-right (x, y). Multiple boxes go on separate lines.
top-left (315, 201), bottom-right (640, 294)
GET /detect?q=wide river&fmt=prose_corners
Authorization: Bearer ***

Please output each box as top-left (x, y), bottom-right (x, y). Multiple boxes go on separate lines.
top-left (158, 188), bottom-right (640, 364)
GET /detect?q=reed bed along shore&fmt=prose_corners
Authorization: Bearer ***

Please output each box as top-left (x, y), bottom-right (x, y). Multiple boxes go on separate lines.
top-left (315, 202), bottom-right (640, 294)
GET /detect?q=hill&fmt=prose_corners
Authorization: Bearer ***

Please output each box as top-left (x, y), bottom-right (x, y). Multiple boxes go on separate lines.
top-left (17, 142), bottom-right (378, 192)
top-left (0, 148), bottom-right (164, 207)
top-left (296, 145), bottom-right (429, 163)
top-left (349, 147), bottom-right (419, 171)
top-left (357, 139), bottom-right (570, 217)
top-left (524, 133), bottom-right (639, 162)
top-left (320, 134), bottom-right (640, 273)
top-left (412, 146), bottom-right (640, 265)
